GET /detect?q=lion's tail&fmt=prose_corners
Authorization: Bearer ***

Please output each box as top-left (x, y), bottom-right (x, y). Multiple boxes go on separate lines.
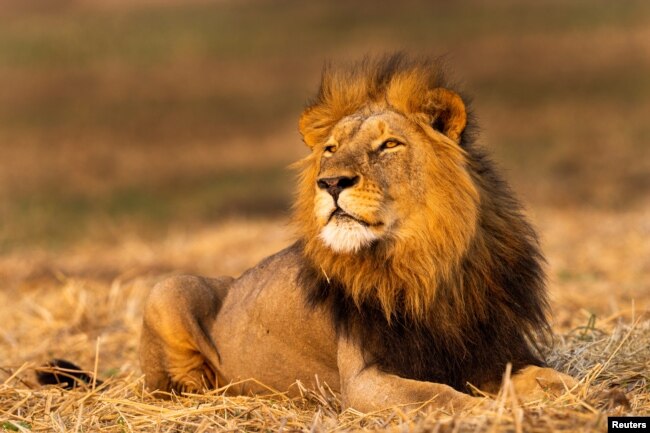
top-left (36, 359), bottom-right (103, 390)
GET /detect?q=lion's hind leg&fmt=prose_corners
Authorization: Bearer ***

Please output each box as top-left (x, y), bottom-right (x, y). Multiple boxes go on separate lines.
top-left (140, 275), bottom-right (232, 395)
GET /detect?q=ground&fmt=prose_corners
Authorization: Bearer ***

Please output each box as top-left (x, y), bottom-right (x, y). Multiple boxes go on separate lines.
top-left (0, 204), bottom-right (648, 432)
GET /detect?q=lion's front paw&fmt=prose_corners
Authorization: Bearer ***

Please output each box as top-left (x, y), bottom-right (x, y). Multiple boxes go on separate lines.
top-left (512, 366), bottom-right (577, 403)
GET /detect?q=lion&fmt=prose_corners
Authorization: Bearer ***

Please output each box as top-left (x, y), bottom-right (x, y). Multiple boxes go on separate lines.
top-left (139, 54), bottom-right (576, 413)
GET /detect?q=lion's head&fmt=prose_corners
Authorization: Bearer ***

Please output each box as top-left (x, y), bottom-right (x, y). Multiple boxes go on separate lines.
top-left (294, 55), bottom-right (486, 320)
top-left (293, 54), bottom-right (549, 389)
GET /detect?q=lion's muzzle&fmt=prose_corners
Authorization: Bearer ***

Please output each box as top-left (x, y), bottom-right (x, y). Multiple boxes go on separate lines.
top-left (317, 175), bottom-right (360, 202)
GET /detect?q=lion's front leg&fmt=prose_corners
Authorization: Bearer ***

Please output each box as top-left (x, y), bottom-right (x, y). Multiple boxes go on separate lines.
top-left (337, 338), bottom-right (483, 413)
top-left (140, 275), bottom-right (232, 395)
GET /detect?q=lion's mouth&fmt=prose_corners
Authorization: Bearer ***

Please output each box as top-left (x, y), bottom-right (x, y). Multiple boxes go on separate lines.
top-left (328, 208), bottom-right (367, 226)
top-left (328, 208), bottom-right (383, 228)
top-left (320, 207), bottom-right (386, 253)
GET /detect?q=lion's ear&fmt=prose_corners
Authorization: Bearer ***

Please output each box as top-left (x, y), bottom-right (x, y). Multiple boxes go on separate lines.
top-left (424, 88), bottom-right (467, 143)
top-left (298, 107), bottom-right (322, 149)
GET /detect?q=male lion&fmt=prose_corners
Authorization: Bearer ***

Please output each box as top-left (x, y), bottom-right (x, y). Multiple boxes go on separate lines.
top-left (140, 54), bottom-right (576, 412)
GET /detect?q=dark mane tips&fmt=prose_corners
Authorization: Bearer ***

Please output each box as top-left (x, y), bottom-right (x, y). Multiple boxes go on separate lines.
top-left (307, 53), bottom-right (477, 148)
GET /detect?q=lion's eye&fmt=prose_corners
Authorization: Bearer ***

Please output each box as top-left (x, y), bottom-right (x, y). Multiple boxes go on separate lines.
top-left (324, 144), bottom-right (338, 154)
top-left (379, 139), bottom-right (404, 151)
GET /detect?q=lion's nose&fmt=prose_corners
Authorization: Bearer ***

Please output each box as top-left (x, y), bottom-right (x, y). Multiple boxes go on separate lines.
top-left (317, 175), bottom-right (359, 200)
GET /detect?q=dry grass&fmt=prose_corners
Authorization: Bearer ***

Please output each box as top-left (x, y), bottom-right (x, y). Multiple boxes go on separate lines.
top-left (1, 205), bottom-right (649, 432)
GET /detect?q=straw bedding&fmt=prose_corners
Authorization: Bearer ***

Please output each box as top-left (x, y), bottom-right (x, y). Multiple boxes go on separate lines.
top-left (1, 208), bottom-right (648, 432)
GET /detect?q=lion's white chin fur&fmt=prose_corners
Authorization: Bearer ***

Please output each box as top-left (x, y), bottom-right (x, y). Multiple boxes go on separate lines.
top-left (320, 218), bottom-right (378, 253)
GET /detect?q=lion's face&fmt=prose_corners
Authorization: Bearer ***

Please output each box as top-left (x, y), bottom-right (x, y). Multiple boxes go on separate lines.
top-left (313, 111), bottom-right (423, 253)
top-left (306, 108), bottom-right (479, 257)
top-left (294, 98), bottom-right (480, 317)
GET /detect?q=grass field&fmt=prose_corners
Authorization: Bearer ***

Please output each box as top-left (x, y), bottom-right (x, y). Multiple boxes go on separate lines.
top-left (1, 0), bottom-right (649, 431)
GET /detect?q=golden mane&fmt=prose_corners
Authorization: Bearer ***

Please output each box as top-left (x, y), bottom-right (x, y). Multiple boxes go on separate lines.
top-left (293, 54), bottom-right (549, 389)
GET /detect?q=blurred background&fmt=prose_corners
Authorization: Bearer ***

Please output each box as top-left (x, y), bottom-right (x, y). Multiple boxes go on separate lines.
top-left (0, 1), bottom-right (649, 408)
top-left (0, 0), bottom-right (649, 252)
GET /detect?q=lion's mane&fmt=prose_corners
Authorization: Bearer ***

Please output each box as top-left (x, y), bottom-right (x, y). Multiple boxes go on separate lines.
top-left (294, 54), bottom-right (549, 391)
